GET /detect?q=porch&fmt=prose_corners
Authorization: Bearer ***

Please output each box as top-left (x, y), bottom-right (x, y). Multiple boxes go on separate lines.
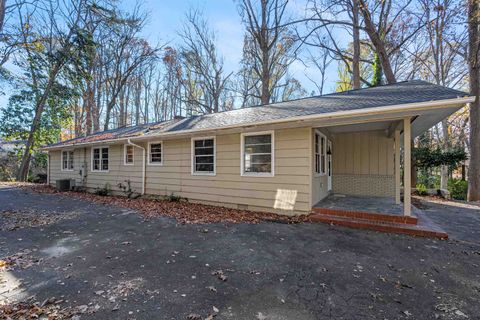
top-left (308, 116), bottom-right (449, 239)
top-left (310, 194), bottom-right (448, 239)
top-left (313, 194), bottom-right (418, 224)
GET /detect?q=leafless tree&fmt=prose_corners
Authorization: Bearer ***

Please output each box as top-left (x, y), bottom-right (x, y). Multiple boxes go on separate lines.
top-left (409, 0), bottom-right (468, 189)
top-left (297, 0), bottom-right (371, 88)
top-left (179, 9), bottom-right (232, 114)
top-left (101, 8), bottom-right (161, 130)
top-left (161, 46), bottom-right (183, 120)
top-left (238, 0), bottom-right (298, 104)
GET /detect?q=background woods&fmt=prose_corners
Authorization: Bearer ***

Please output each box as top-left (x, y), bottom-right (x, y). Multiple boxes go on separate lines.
top-left (0, 0), bottom-right (478, 201)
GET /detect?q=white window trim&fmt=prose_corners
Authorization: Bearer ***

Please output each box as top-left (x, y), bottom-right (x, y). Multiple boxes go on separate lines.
top-left (147, 141), bottom-right (164, 166)
top-left (191, 136), bottom-right (216, 176)
top-left (91, 146), bottom-right (109, 173)
top-left (124, 144), bottom-right (135, 166)
top-left (61, 149), bottom-right (74, 171)
top-left (314, 129), bottom-right (327, 177)
top-left (240, 130), bottom-right (275, 177)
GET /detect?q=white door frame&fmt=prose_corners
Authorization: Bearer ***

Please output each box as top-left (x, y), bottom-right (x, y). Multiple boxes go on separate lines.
top-left (327, 140), bottom-right (332, 191)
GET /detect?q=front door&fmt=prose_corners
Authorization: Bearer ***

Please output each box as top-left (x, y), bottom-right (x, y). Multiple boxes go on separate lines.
top-left (327, 140), bottom-right (332, 191)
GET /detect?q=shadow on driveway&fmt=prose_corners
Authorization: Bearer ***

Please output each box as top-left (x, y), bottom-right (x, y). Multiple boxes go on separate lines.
top-left (415, 196), bottom-right (480, 244)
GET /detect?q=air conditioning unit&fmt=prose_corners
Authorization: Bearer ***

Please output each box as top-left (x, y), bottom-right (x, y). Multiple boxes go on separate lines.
top-left (56, 179), bottom-right (75, 191)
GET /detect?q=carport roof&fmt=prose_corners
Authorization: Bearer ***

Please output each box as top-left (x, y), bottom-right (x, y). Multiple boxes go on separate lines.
top-left (45, 80), bottom-right (472, 149)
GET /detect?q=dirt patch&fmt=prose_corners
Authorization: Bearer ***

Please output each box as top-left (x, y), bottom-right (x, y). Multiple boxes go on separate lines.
top-left (0, 297), bottom-right (99, 319)
top-left (0, 209), bottom-right (78, 231)
top-left (0, 249), bottom-right (42, 271)
top-left (14, 183), bottom-right (310, 224)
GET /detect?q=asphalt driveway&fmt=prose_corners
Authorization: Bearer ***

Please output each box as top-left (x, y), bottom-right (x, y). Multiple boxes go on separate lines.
top-left (1, 185), bottom-right (480, 319)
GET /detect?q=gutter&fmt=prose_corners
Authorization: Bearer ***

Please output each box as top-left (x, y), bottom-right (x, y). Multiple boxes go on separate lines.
top-left (42, 96), bottom-right (475, 150)
top-left (127, 138), bottom-right (146, 195)
top-left (136, 96), bottom-right (474, 140)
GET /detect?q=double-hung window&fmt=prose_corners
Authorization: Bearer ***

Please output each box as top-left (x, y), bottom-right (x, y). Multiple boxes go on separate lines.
top-left (61, 150), bottom-right (74, 171)
top-left (92, 147), bottom-right (109, 172)
top-left (124, 145), bottom-right (134, 165)
top-left (148, 142), bottom-right (163, 165)
top-left (192, 137), bottom-right (215, 175)
top-left (241, 131), bottom-right (274, 176)
top-left (315, 131), bottom-right (326, 175)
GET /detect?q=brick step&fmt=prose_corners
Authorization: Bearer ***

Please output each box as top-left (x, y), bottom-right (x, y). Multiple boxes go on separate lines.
top-left (312, 207), bottom-right (418, 225)
top-left (310, 214), bottom-right (448, 239)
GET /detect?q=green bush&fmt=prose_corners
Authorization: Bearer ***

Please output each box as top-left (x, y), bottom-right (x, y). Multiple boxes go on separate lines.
top-left (416, 183), bottom-right (428, 196)
top-left (166, 193), bottom-right (183, 202)
top-left (94, 183), bottom-right (111, 196)
top-left (447, 179), bottom-right (468, 200)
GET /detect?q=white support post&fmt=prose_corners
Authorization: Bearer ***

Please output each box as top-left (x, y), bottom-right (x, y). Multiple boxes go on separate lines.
top-left (403, 118), bottom-right (411, 216)
top-left (395, 129), bottom-right (401, 204)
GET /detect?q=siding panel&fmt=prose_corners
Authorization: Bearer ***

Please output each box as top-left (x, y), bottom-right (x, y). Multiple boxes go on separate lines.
top-left (331, 130), bottom-right (395, 197)
top-left (49, 127), bottom-right (312, 215)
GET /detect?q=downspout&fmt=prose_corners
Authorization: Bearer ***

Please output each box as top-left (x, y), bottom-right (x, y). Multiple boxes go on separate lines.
top-left (47, 151), bottom-right (50, 185)
top-left (127, 138), bottom-right (146, 195)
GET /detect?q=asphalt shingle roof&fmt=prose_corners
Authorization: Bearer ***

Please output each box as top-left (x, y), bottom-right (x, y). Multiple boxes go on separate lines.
top-left (46, 80), bottom-right (470, 148)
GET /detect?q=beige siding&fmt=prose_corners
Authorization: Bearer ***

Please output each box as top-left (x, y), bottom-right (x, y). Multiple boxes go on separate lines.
top-left (84, 145), bottom-right (144, 193)
top-left (332, 130), bottom-right (394, 175)
top-left (50, 145), bottom-right (144, 193)
top-left (145, 128), bottom-right (311, 214)
top-left (331, 130), bottom-right (395, 197)
top-left (49, 148), bottom-right (86, 187)
top-left (48, 127), bottom-right (312, 214)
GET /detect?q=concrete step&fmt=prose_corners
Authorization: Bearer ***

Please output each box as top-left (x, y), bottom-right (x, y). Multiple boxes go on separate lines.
top-left (310, 213), bottom-right (448, 239)
top-left (312, 207), bottom-right (418, 225)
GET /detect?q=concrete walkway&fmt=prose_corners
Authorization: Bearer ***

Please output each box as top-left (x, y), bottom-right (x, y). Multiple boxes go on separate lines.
top-left (314, 194), bottom-right (420, 216)
top-left (414, 196), bottom-right (480, 244)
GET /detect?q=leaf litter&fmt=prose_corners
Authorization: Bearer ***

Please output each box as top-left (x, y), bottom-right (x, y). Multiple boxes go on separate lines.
top-left (15, 183), bottom-right (310, 224)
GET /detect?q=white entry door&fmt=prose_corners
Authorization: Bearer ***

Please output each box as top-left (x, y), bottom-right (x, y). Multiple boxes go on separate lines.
top-left (327, 140), bottom-right (332, 191)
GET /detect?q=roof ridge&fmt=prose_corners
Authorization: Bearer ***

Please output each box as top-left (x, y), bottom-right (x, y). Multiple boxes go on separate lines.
top-left (44, 80), bottom-right (472, 149)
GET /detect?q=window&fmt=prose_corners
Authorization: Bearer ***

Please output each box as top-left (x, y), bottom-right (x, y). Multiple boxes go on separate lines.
top-left (148, 142), bottom-right (163, 165)
top-left (192, 137), bottom-right (215, 175)
top-left (315, 131), bottom-right (326, 175)
top-left (124, 145), bottom-right (134, 165)
top-left (241, 131), bottom-right (274, 176)
top-left (61, 150), bottom-right (74, 171)
top-left (92, 147), bottom-right (109, 172)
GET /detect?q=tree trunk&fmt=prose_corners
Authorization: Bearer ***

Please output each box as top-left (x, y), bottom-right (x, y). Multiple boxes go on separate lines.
top-left (352, 0), bottom-right (361, 89)
top-left (260, 0), bottom-right (270, 104)
top-left (371, 53), bottom-right (382, 86)
top-left (440, 120), bottom-right (450, 190)
top-left (17, 65), bottom-right (61, 181)
top-left (411, 140), bottom-right (417, 188)
top-left (0, 0), bottom-right (5, 32)
top-left (17, 91), bottom-right (50, 181)
top-left (358, 0), bottom-right (396, 84)
top-left (84, 79), bottom-right (94, 135)
top-left (468, 0), bottom-right (480, 201)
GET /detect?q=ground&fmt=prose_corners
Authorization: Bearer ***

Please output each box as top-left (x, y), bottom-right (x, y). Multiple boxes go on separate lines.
top-left (1, 185), bottom-right (480, 319)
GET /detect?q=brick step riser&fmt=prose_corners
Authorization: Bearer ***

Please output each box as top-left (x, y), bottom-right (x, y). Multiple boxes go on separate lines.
top-left (312, 208), bottom-right (418, 225)
top-left (310, 216), bottom-right (448, 239)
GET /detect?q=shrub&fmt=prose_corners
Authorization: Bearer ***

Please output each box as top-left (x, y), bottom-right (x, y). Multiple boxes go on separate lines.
top-left (94, 183), bottom-right (111, 196)
top-left (416, 183), bottom-right (428, 196)
top-left (117, 179), bottom-right (137, 198)
top-left (166, 193), bottom-right (183, 202)
top-left (447, 179), bottom-right (468, 200)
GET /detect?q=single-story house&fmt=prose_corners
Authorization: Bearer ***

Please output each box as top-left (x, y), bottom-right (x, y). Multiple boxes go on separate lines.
top-left (43, 80), bottom-right (474, 217)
